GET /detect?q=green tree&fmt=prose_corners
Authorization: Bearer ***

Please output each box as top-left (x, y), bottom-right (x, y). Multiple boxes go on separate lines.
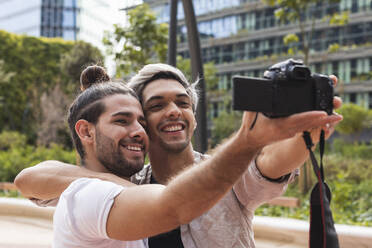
top-left (0, 31), bottom-right (71, 140)
top-left (103, 3), bottom-right (219, 95)
top-left (0, 60), bottom-right (14, 86)
top-left (60, 41), bottom-right (104, 93)
top-left (335, 103), bottom-right (372, 135)
top-left (0, 60), bottom-right (15, 124)
top-left (103, 4), bottom-right (168, 77)
top-left (176, 56), bottom-right (218, 91)
top-left (263, 0), bottom-right (348, 64)
top-left (0, 30), bottom-right (103, 144)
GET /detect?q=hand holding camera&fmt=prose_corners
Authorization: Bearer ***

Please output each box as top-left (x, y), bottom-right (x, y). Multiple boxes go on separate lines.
top-left (233, 59), bottom-right (334, 117)
top-left (233, 59), bottom-right (342, 146)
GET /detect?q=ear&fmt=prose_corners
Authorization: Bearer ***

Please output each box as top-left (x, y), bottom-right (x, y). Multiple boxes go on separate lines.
top-left (75, 119), bottom-right (95, 145)
top-left (193, 115), bottom-right (197, 131)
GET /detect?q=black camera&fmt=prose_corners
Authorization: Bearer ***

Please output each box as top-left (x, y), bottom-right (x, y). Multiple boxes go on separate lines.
top-left (232, 59), bottom-right (334, 118)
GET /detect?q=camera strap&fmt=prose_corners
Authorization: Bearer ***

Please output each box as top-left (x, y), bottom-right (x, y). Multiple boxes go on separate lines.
top-left (302, 131), bottom-right (339, 248)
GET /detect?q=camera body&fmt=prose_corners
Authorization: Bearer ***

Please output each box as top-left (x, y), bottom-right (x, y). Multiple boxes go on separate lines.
top-left (232, 59), bottom-right (334, 118)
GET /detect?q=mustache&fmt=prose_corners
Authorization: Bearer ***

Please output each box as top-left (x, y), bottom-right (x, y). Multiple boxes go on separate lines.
top-left (119, 138), bottom-right (145, 147)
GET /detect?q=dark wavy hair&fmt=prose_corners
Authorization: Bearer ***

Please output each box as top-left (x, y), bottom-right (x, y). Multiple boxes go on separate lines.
top-left (80, 65), bottom-right (110, 91)
top-left (68, 66), bottom-right (138, 160)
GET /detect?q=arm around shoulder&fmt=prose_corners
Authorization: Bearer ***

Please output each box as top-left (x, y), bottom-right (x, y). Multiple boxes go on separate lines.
top-left (14, 160), bottom-right (128, 200)
top-left (14, 160), bottom-right (73, 199)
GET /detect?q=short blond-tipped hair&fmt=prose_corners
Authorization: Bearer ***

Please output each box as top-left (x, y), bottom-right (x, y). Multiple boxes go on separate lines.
top-left (127, 63), bottom-right (199, 112)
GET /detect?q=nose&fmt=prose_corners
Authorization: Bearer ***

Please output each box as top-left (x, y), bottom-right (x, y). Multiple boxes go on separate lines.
top-left (165, 102), bottom-right (181, 119)
top-left (129, 121), bottom-right (147, 142)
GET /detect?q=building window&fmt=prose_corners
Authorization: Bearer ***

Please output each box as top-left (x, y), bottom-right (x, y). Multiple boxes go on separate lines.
top-left (357, 58), bottom-right (370, 75)
top-left (338, 60), bottom-right (351, 83)
top-left (350, 93), bottom-right (357, 103)
top-left (213, 102), bottom-right (219, 118)
top-left (222, 45), bottom-right (233, 63)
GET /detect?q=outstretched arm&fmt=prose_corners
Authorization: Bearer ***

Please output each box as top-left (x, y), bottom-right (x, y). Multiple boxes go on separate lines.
top-left (106, 109), bottom-right (341, 240)
top-left (15, 109), bottom-right (341, 240)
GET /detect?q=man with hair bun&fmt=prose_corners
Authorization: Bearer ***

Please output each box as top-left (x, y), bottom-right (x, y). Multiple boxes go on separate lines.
top-left (80, 65), bottom-right (111, 91)
top-left (15, 64), bottom-right (343, 247)
top-left (16, 65), bottom-right (281, 247)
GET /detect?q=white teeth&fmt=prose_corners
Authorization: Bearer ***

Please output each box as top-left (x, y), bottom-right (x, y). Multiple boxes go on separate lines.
top-left (164, 125), bottom-right (183, 132)
top-left (126, 145), bottom-right (142, 151)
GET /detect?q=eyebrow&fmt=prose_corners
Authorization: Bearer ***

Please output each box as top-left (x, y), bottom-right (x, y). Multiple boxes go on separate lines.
top-left (145, 95), bottom-right (164, 103)
top-left (146, 93), bottom-right (190, 103)
top-left (112, 111), bottom-right (133, 117)
top-left (176, 93), bottom-right (190, 99)
top-left (112, 111), bottom-right (146, 122)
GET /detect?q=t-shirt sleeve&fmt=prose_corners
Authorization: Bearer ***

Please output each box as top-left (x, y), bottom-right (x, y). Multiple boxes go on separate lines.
top-left (233, 159), bottom-right (298, 211)
top-left (59, 178), bottom-right (124, 239)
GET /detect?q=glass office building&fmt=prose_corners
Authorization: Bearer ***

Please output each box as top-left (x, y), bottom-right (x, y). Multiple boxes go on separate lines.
top-left (145, 0), bottom-right (372, 119)
top-left (0, 0), bottom-right (118, 50)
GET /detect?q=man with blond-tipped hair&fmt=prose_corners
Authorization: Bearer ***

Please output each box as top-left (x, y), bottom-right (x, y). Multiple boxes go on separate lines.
top-left (16, 63), bottom-right (342, 247)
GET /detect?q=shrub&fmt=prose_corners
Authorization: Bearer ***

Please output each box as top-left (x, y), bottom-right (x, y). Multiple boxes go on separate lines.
top-left (0, 131), bottom-right (27, 151)
top-left (332, 139), bottom-right (372, 160)
top-left (0, 131), bottom-right (75, 182)
top-left (256, 151), bottom-right (372, 227)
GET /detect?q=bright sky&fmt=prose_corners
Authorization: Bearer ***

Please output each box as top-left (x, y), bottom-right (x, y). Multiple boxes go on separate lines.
top-left (119, 0), bottom-right (143, 26)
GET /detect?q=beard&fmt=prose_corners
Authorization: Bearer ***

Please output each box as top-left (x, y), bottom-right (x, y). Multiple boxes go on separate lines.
top-left (95, 130), bottom-right (144, 178)
top-left (152, 120), bottom-right (192, 154)
top-left (156, 137), bottom-right (190, 153)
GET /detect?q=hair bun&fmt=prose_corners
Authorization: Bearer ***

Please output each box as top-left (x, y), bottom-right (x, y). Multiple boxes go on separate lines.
top-left (80, 65), bottom-right (110, 91)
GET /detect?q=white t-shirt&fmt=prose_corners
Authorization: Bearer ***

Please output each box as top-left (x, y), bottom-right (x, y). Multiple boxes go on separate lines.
top-left (53, 178), bottom-right (148, 248)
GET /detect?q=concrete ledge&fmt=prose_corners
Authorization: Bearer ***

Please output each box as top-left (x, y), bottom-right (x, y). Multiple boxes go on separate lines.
top-left (0, 198), bottom-right (54, 220)
top-left (254, 216), bottom-right (372, 247)
top-left (0, 182), bottom-right (17, 191)
top-left (1, 197), bottom-right (371, 247)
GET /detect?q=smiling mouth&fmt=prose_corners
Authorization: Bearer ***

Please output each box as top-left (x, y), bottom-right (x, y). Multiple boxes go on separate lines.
top-left (122, 144), bottom-right (144, 152)
top-left (161, 124), bottom-right (184, 132)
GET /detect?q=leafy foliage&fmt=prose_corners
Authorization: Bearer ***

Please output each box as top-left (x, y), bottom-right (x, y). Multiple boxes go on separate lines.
top-left (335, 103), bottom-right (372, 134)
top-left (283, 33), bottom-right (299, 45)
top-left (0, 131), bottom-right (76, 182)
top-left (0, 131), bottom-right (27, 151)
top-left (256, 152), bottom-right (372, 226)
top-left (103, 4), bottom-right (168, 77)
top-left (210, 111), bottom-right (242, 147)
top-left (0, 30), bottom-right (103, 144)
top-left (262, 0), bottom-right (348, 64)
top-left (329, 11), bottom-right (349, 26)
top-left (0, 31), bottom-right (68, 139)
top-left (176, 56), bottom-right (218, 91)
top-left (332, 139), bottom-right (372, 159)
top-left (0, 60), bottom-right (14, 86)
top-left (103, 4), bottom-right (218, 80)
top-left (60, 41), bottom-right (104, 94)
top-left (102, 4), bottom-right (219, 105)
top-left (328, 43), bottom-right (341, 53)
